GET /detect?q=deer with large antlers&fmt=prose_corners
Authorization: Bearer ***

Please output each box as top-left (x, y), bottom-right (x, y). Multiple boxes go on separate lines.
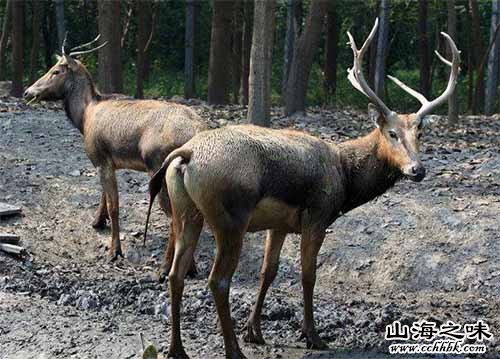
top-left (144, 19), bottom-right (459, 359)
top-left (24, 36), bottom-right (207, 272)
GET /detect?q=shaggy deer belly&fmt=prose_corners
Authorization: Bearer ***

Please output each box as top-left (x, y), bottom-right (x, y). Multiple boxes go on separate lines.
top-left (247, 198), bottom-right (301, 233)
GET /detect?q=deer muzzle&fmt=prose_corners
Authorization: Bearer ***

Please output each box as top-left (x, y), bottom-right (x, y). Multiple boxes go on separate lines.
top-left (403, 162), bottom-right (426, 182)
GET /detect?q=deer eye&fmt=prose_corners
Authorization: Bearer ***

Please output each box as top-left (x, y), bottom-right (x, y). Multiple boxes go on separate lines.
top-left (52, 70), bottom-right (60, 75)
top-left (417, 132), bottom-right (423, 140)
top-left (388, 130), bottom-right (398, 141)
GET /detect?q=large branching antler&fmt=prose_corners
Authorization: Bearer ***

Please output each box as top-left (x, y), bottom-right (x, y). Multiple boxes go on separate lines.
top-left (387, 32), bottom-right (461, 120)
top-left (346, 18), bottom-right (394, 118)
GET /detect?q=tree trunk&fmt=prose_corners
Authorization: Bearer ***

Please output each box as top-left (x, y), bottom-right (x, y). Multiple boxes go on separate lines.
top-left (374, 0), bottom-right (389, 98)
top-left (184, 0), bottom-right (196, 99)
top-left (447, 0), bottom-right (459, 124)
top-left (30, 0), bottom-right (42, 84)
top-left (97, 0), bottom-right (123, 93)
top-left (418, 0), bottom-right (430, 98)
top-left (368, 1), bottom-right (379, 88)
top-left (324, 0), bottom-right (339, 103)
top-left (41, 0), bottom-right (54, 71)
top-left (470, 0), bottom-right (485, 114)
top-left (207, 0), bottom-right (233, 105)
top-left (284, 0), bottom-right (327, 116)
top-left (246, 0), bottom-right (276, 126)
top-left (232, 0), bottom-right (243, 104)
top-left (485, 0), bottom-right (499, 115)
top-left (54, 0), bottom-right (65, 50)
top-left (239, 0), bottom-right (253, 105)
top-left (11, 0), bottom-right (23, 97)
top-left (135, 0), bottom-right (152, 99)
top-left (0, 0), bottom-right (12, 80)
top-left (282, 0), bottom-right (302, 101)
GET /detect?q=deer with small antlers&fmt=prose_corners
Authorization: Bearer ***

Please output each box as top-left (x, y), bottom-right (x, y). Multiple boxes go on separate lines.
top-left (145, 19), bottom-right (459, 359)
top-left (24, 35), bottom-right (207, 272)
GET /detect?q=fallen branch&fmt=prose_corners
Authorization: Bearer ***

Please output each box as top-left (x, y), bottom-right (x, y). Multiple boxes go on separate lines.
top-left (0, 242), bottom-right (25, 255)
top-left (0, 233), bottom-right (20, 245)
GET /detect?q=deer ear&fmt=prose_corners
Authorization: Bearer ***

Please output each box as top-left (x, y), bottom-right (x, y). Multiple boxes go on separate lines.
top-left (368, 103), bottom-right (385, 128)
top-left (419, 115), bottom-right (438, 128)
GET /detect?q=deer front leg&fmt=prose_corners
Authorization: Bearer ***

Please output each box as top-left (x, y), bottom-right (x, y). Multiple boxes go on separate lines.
top-left (300, 228), bottom-right (327, 350)
top-left (244, 229), bottom-right (286, 345)
top-left (98, 166), bottom-right (123, 260)
top-left (91, 192), bottom-right (109, 229)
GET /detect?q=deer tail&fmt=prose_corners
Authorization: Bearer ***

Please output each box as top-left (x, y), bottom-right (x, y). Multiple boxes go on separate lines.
top-left (143, 148), bottom-right (193, 246)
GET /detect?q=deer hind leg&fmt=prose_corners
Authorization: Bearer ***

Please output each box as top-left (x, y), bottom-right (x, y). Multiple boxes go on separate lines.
top-left (145, 158), bottom-right (197, 282)
top-left (157, 186), bottom-right (198, 282)
top-left (244, 229), bottom-right (287, 345)
top-left (166, 162), bottom-right (203, 359)
top-left (208, 224), bottom-right (248, 359)
top-left (300, 228), bottom-right (327, 349)
top-left (98, 165), bottom-right (122, 260)
top-left (91, 192), bottom-right (109, 229)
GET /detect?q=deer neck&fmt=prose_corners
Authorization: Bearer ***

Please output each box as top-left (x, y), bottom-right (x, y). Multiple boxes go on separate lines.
top-left (63, 72), bottom-right (99, 134)
top-left (338, 129), bottom-right (402, 213)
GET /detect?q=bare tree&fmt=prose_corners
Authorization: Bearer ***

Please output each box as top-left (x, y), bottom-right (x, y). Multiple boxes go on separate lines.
top-left (485, 0), bottom-right (499, 115)
top-left (239, 0), bottom-right (253, 105)
top-left (324, 0), bottom-right (339, 103)
top-left (11, 0), bottom-right (23, 97)
top-left (184, 0), bottom-right (197, 99)
top-left (54, 0), bottom-right (65, 50)
top-left (207, 0), bottom-right (233, 105)
top-left (232, 0), bottom-right (243, 104)
top-left (136, 0), bottom-right (152, 99)
top-left (30, 0), bottom-right (43, 84)
top-left (282, 0), bottom-right (302, 99)
top-left (0, 0), bottom-right (12, 80)
top-left (284, 0), bottom-right (328, 116)
top-left (470, 0), bottom-right (485, 113)
top-left (246, 0), bottom-right (276, 126)
top-left (368, 1), bottom-right (379, 88)
top-left (374, 0), bottom-right (389, 98)
top-left (447, 0), bottom-right (459, 124)
top-left (97, 0), bottom-right (123, 93)
top-left (418, 0), bottom-right (430, 98)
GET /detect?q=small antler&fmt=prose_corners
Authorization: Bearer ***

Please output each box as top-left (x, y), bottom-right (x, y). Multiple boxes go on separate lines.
top-left (69, 34), bottom-right (101, 52)
top-left (387, 32), bottom-right (461, 121)
top-left (346, 18), bottom-right (395, 119)
top-left (69, 40), bottom-right (108, 57)
top-left (61, 32), bottom-right (68, 56)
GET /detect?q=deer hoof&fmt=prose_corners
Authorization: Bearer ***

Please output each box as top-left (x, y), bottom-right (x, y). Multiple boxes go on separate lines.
top-left (186, 261), bottom-right (198, 279)
top-left (301, 330), bottom-right (328, 350)
top-left (109, 248), bottom-right (124, 262)
top-left (91, 216), bottom-right (107, 230)
top-left (231, 348), bottom-right (248, 359)
top-left (243, 321), bottom-right (265, 345)
top-left (167, 347), bottom-right (190, 359)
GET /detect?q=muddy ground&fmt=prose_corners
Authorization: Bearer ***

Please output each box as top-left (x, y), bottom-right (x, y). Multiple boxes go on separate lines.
top-left (0, 98), bottom-right (499, 359)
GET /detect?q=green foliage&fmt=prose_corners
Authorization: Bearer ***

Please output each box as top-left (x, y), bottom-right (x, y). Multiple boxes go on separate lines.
top-left (5, 0), bottom-right (495, 113)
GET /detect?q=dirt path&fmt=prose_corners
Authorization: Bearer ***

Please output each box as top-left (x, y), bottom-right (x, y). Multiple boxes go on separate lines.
top-left (1, 101), bottom-right (499, 358)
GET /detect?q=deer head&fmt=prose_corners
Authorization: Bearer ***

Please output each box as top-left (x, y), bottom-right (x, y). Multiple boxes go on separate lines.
top-left (347, 19), bottom-right (460, 182)
top-left (24, 34), bottom-right (107, 102)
